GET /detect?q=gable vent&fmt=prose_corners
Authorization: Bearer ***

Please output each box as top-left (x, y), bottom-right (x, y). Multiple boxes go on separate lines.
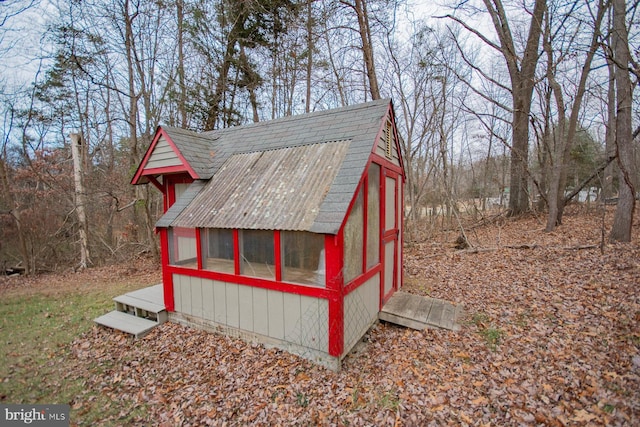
top-left (385, 121), bottom-right (393, 159)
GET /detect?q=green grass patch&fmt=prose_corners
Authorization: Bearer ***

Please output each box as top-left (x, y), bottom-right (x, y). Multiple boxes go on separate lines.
top-left (0, 280), bottom-right (152, 424)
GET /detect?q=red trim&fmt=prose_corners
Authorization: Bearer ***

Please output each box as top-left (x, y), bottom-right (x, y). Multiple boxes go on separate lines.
top-left (131, 126), bottom-right (200, 185)
top-left (343, 265), bottom-right (381, 296)
top-left (167, 265), bottom-right (334, 299)
top-left (141, 165), bottom-right (192, 176)
top-left (326, 233), bottom-right (344, 357)
top-left (147, 175), bottom-right (164, 192)
top-left (165, 174), bottom-right (194, 211)
top-left (274, 231), bottom-right (282, 282)
top-left (233, 230), bottom-right (240, 274)
top-left (159, 228), bottom-right (174, 311)
top-left (196, 228), bottom-right (203, 270)
top-left (362, 175), bottom-right (369, 275)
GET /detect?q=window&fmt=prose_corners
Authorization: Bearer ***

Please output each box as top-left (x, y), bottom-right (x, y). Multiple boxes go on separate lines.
top-left (343, 186), bottom-right (364, 283)
top-left (367, 163), bottom-right (380, 268)
top-left (240, 230), bottom-right (275, 279)
top-left (282, 231), bottom-right (325, 287)
top-left (202, 229), bottom-right (234, 273)
top-left (169, 227), bottom-right (197, 267)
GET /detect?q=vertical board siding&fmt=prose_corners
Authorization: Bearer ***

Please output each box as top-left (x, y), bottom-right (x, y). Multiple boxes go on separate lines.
top-left (202, 282), bottom-right (214, 321)
top-left (146, 136), bottom-right (183, 169)
top-left (225, 283), bottom-right (240, 328)
top-left (238, 285), bottom-right (253, 331)
top-left (344, 274), bottom-right (380, 353)
top-left (253, 287), bottom-right (269, 336)
top-left (190, 276), bottom-right (203, 318)
top-left (173, 274), bottom-right (183, 312)
top-left (267, 291), bottom-right (285, 340)
top-left (172, 274), bottom-right (329, 353)
top-left (283, 293), bottom-right (302, 343)
top-left (213, 282), bottom-right (226, 324)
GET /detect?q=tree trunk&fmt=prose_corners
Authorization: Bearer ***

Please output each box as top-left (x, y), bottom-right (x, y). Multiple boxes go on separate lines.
top-left (482, 0), bottom-right (546, 216)
top-left (0, 158), bottom-right (31, 274)
top-left (353, 0), bottom-right (380, 100)
top-left (603, 21), bottom-right (618, 200)
top-left (177, 0), bottom-right (187, 128)
top-left (609, 0), bottom-right (636, 242)
top-left (70, 133), bottom-right (91, 269)
top-left (553, 0), bottom-right (606, 226)
top-left (305, 0), bottom-right (313, 113)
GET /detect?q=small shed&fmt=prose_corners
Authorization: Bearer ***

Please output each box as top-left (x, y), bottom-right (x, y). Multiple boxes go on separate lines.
top-left (132, 98), bottom-right (405, 369)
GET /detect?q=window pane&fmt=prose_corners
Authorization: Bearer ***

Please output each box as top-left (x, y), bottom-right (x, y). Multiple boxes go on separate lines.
top-left (343, 186), bottom-right (364, 283)
top-left (240, 230), bottom-right (275, 280)
top-left (169, 227), bottom-right (197, 268)
top-left (367, 163), bottom-right (380, 269)
top-left (202, 229), bottom-right (234, 273)
top-left (282, 231), bottom-right (325, 287)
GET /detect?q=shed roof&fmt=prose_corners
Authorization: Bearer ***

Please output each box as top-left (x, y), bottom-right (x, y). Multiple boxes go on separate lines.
top-left (154, 98), bottom-right (396, 234)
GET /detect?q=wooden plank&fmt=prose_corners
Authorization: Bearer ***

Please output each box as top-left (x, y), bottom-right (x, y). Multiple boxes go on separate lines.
top-left (378, 310), bottom-right (427, 330)
top-left (94, 311), bottom-right (158, 338)
top-left (379, 292), bottom-right (462, 331)
top-left (414, 297), bottom-right (434, 323)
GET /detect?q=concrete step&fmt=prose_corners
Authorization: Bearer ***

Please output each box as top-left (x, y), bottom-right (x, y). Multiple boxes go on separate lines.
top-left (94, 311), bottom-right (159, 338)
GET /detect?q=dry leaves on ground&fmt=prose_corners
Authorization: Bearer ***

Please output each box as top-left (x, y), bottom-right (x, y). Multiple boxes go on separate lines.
top-left (59, 208), bottom-right (640, 424)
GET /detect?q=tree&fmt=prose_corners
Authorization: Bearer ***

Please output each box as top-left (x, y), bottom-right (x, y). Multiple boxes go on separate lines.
top-left (446, 0), bottom-right (547, 215)
top-left (609, 0), bottom-right (636, 242)
top-left (543, 0), bottom-right (607, 231)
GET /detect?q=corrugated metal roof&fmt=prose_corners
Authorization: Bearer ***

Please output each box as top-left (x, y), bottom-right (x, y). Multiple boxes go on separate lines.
top-left (152, 98), bottom-right (396, 234)
top-left (170, 140), bottom-right (350, 231)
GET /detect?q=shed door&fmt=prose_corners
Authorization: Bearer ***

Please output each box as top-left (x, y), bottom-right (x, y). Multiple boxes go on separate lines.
top-left (382, 170), bottom-right (399, 305)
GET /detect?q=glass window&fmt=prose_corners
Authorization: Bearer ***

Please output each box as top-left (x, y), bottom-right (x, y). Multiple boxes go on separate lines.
top-left (343, 186), bottom-right (364, 283)
top-left (282, 231), bottom-right (325, 287)
top-left (202, 229), bottom-right (234, 273)
top-left (366, 163), bottom-right (380, 269)
top-left (240, 230), bottom-right (275, 280)
top-left (168, 227), bottom-right (197, 268)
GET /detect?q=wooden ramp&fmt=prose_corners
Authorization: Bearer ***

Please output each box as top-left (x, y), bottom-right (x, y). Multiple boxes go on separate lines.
top-left (379, 291), bottom-right (463, 331)
top-left (94, 284), bottom-right (167, 338)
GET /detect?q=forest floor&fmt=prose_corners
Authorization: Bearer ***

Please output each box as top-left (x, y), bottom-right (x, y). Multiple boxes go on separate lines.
top-left (1, 205), bottom-right (639, 426)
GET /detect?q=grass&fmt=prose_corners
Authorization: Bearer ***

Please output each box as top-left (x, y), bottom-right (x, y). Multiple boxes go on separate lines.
top-left (469, 311), bottom-right (504, 352)
top-left (0, 277), bottom-right (154, 424)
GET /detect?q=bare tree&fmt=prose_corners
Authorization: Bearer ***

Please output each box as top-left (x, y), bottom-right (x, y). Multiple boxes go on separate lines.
top-left (544, 0), bottom-right (607, 231)
top-left (609, 0), bottom-right (636, 242)
top-left (446, 0), bottom-right (547, 215)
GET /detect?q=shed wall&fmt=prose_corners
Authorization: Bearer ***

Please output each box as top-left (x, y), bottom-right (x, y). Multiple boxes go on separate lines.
top-left (172, 274), bottom-right (329, 354)
top-left (343, 274), bottom-right (380, 354)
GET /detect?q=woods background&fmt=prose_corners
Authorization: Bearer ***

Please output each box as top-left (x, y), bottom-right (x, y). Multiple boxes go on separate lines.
top-left (0, 0), bottom-right (638, 274)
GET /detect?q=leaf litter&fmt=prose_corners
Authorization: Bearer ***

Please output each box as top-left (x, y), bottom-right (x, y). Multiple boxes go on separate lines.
top-left (63, 207), bottom-right (640, 425)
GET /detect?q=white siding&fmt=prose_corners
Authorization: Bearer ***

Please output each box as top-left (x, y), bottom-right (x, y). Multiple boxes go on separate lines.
top-left (172, 275), bottom-right (329, 354)
top-left (146, 136), bottom-right (182, 169)
top-left (343, 274), bottom-right (380, 354)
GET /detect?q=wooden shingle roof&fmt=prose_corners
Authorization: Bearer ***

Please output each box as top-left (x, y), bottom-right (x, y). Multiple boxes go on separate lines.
top-left (155, 98), bottom-right (396, 234)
